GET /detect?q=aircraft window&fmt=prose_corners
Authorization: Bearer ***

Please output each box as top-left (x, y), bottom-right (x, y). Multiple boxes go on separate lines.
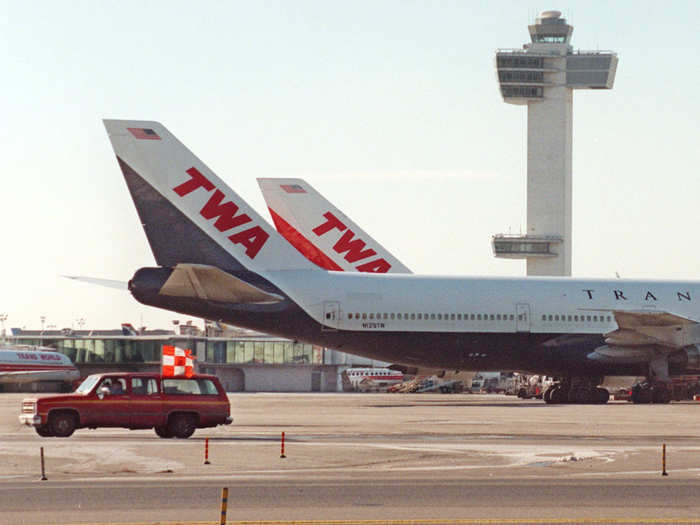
top-left (607, 316), bottom-right (612, 322)
top-left (437, 314), bottom-right (442, 320)
top-left (396, 313), bottom-right (401, 320)
top-left (404, 314), bottom-right (409, 319)
top-left (548, 315), bottom-right (553, 321)
top-left (457, 314), bottom-right (462, 320)
top-left (431, 314), bottom-right (436, 320)
top-left (417, 313), bottom-right (422, 320)
top-left (556, 315), bottom-right (561, 321)
top-left (410, 314), bottom-right (416, 320)
top-left (369, 313), bottom-right (374, 320)
top-left (451, 314), bottom-right (456, 320)
top-left (574, 315), bottom-right (578, 321)
top-left (587, 315), bottom-right (591, 321)
top-left (490, 314), bottom-right (495, 321)
top-left (362, 313), bottom-right (367, 319)
top-left (381, 313), bottom-right (386, 319)
top-left (593, 315), bottom-right (598, 322)
top-left (470, 314), bottom-right (475, 320)
top-left (347, 314), bottom-right (352, 320)
top-left (477, 314), bottom-right (482, 320)
top-left (390, 313), bottom-right (395, 320)
top-left (496, 314), bottom-right (501, 321)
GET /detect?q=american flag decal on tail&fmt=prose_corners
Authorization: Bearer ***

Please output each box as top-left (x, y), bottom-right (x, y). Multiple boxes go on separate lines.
top-left (281, 184), bottom-right (306, 194)
top-left (128, 128), bottom-right (161, 140)
top-left (162, 345), bottom-right (195, 377)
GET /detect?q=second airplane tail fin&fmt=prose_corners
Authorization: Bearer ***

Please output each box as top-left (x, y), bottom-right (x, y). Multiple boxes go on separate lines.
top-left (258, 178), bottom-right (412, 274)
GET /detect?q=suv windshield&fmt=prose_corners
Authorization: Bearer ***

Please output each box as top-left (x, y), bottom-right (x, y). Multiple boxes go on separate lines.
top-left (75, 375), bottom-right (100, 394)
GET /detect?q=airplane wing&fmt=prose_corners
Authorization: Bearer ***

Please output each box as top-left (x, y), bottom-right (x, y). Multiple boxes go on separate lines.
top-left (605, 310), bottom-right (700, 349)
top-left (587, 310), bottom-right (700, 381)
top-left (257, 178), bottom-right (412, 274)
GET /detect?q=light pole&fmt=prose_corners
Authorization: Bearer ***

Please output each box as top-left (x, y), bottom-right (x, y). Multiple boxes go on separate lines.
top-left (76, 318), bottom-right (86, 332)
top-left (40, 316), bottom-right (46, 347)
top-left (0, 314), bottom-right (7, 343)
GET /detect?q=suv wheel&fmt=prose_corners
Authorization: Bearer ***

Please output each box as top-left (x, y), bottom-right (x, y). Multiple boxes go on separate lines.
top-left (168, 414), bottom-right (196, 439)
top-left (154, 426), bottom-right (173, 438)
top-left (35, 425), bottom-right (54, 437)
top-left (49, 412), bottom-right (76, 438)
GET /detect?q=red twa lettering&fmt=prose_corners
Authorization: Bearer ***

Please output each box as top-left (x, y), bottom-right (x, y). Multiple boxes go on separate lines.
top-left (200, 190), bottom-right (252, 232)
top-left (229, 226), bottom-right (269, 259)
top-left (173, 167), bottom-right (215, 196)
top-left (333, 230), bottom-right (376, 263)
top-left (173, 167), bottom-right (269, 260)
top-left (312, 212), bottom-right (346, 236)
top-left (356, 259), bottom-right (391, 273)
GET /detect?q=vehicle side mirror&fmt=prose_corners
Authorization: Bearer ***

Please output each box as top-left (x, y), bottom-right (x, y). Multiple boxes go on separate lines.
top-left (97, 386), bottom-right (110, 399)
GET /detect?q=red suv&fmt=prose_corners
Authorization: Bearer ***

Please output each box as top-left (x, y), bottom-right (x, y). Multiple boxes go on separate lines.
top-left (19, 372), bottom-right (232, 438)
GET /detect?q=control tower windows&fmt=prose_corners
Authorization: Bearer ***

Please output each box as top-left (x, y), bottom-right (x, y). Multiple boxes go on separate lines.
top-left (499, 71), bottom-right (544, 83)
top-left (497, 56), bottom-right (543, 69)
top-left (532, 35), bottom-right (567, 43)
top-left (501, 86), bottom-right (543, 98)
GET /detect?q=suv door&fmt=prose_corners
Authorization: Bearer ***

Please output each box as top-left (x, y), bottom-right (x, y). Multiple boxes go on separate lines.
top-left (92, 377), bottom-right (130, 427)
top-left (129, 377), bottom-right (164, 429)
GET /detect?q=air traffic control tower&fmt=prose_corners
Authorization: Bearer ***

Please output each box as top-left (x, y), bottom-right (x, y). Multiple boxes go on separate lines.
top-left (492, 10), bottom-right (618, 276)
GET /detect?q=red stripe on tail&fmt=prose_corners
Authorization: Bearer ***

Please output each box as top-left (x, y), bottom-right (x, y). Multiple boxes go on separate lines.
top-left (268, 208), bottom-right (343, 271)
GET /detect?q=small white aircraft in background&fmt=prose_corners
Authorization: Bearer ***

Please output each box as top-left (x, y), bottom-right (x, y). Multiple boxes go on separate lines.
top-left (343, 367), bottom-right (404, 391)
top-left (0, 345), bottom-right (79, 385)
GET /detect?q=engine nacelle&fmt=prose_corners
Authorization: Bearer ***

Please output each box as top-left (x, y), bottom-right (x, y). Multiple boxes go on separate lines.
top-left (669, 345), bottom-right (700, 374)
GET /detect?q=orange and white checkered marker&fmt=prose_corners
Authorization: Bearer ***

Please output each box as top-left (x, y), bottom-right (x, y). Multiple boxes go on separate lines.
top-left (162, 345), bottom-right (195, 377)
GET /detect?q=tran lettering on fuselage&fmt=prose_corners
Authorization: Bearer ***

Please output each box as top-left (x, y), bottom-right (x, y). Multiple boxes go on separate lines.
top-left (582, 289), bottom-right (692, 302)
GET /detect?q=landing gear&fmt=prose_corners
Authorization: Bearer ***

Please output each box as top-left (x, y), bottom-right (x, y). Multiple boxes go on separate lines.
top-left (543, 384), bottom-right (569, 404)
top-left (631, 381), bottom-right (671, 404)
top-left (543, 378), bottom-right (609, 405)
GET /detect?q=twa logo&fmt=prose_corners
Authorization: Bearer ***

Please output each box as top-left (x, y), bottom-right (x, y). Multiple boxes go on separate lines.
top-left (311, 212), bottom-right (391, 273)
top-left (173, 167), bottom-right (269, 259)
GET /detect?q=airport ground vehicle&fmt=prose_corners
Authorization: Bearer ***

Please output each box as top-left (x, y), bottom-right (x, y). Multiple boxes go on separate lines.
top-left (517, 375), bottom-right (555, 400)
top-left (19, 372), bottom-right (232, 438)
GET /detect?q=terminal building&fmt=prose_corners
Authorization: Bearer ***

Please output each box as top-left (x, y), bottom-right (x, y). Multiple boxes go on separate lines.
top-left (491, 10), bottom-right (618, 276)
top-left (8, 322), bottom-right (386, 393)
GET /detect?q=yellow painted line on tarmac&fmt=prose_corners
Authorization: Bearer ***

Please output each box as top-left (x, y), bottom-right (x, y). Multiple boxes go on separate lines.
top-left (56, 518), bottom-right (700, 525)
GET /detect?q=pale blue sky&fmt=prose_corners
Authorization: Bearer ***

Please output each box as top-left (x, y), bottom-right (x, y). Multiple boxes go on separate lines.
top-left (2, 1), bottom-right (699, 330)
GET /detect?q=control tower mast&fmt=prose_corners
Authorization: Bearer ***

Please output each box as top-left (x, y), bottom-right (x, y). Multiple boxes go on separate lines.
top-left (492, 10), bottom-right (618, 276)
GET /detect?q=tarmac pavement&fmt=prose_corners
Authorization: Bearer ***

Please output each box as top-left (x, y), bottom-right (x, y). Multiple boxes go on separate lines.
top-left (2, 392), bottom-right (700, 523)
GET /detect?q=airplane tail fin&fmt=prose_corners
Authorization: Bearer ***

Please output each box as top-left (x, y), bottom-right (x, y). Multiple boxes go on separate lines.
top-left (103, 120), bottom-right (318, 277)
top-left (257, 178), bottom-right (412, 274)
